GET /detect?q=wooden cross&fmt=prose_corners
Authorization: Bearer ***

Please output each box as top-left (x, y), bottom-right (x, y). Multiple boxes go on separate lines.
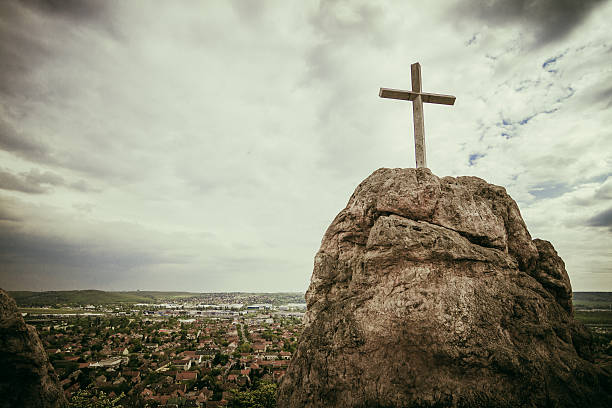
top-left (379, 62), bottom-right (456, 168)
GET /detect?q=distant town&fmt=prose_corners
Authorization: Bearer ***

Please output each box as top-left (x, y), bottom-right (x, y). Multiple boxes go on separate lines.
top-left (11, 290), bottom-right (612, 408)
top-left (14, 291), bottom-right (307, 407)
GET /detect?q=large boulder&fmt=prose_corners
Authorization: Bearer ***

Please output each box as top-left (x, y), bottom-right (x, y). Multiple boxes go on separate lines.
top-left (278, 168), bottom-right (611, 408)
top-left (0, 289), bottom-right (67, 408)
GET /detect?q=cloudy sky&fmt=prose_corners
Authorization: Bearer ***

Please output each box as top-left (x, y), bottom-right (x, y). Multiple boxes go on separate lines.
top-left (0, 0), bottom-right (610, 292)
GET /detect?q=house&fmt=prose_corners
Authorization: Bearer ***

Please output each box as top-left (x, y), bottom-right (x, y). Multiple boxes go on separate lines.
top-left (112, 376), bottom-right (126, 385)
top-left (152, 395), bottom-right (171, 405)
top-left (252, 343), bottom-right (266, 353)
top-left (279, 351), bottom-right (292, 360)
top-left (182, 351), bottom-right (203, 364)
top-left (273, 369), bottom-right (286, 381)
top-left (196, 391), bottom-right (209, 404)
top-left (122, 370), bottom-right (141, 384)
top-left (89, 357), bottom-right (122, 368)
top-left (176, 371), bottom-right (198, 382)
top-left (140, 388), bottom-right (154, 399)
top-left (172, 358), bottom-right (192, 371)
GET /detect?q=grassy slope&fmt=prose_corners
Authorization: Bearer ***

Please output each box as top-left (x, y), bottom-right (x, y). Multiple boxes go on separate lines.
top-left (8, 290), bottom-right (190, 306)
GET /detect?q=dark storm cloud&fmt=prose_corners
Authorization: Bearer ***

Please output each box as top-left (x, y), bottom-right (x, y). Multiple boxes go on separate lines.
top-left (595, 180), bottom-right (612, 200)
top-left (23, 168), bottom-right (64, 186)
top-left (0, 168), bottom-right (99, 194)
top-left (593, 85), bottom-right (612, 107)
top-left (0, 227), bottom-right (171, 269)
top-left (0, 0), bottom-right (113, 97)
top-left (0, 120), bottom-right (53, 163)
top-left (68, 180), bottom-right (100, 193)
top-left (230, 0), bottom-right (266, 21)
top-left (306, 0), bottom-right (389, 83)
top-left (0, 196), bottom-right (182, 271)
top-left (453, 0), bottom-right (608, 45)
top-left (588, 207), bottom-right (612, 229)
top-left (0, 170), bottom-right (48, 194)
top-left (17, 0), bottom-right (107, 19)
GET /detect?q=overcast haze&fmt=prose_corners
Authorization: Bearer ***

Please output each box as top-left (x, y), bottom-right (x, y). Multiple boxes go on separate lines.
top-left (0, 0), bottom-right (611, 292)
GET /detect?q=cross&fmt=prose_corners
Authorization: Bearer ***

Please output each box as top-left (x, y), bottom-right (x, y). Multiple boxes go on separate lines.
top-left (379, 62), bottom-right (456, 168)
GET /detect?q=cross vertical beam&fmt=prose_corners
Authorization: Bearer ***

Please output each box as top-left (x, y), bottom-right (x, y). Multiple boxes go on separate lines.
top-left (411, 63), bottom-right (426, 168)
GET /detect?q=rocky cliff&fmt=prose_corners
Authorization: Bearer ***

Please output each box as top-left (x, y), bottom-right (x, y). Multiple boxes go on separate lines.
top-left (278, 168), bottom-right (611, 408)
top-left (0, 288), bottom-right (67, 408)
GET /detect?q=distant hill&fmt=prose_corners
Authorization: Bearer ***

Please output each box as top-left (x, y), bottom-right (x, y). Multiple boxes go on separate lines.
top-left (573, 292), bottom-right (612, 310)
top-left (7, 290), bottom-right (305, 307)
top-left (8, 290), bottom-right (173, 306)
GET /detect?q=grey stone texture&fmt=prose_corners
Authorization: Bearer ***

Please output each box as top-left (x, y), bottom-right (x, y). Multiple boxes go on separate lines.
top-left (278, 168), bottom-right (611, 408)
top-left (0, 288), bottom-right (67, 408)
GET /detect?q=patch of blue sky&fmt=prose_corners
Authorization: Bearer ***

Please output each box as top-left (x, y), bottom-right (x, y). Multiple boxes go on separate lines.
top-left (468, 153), bottom-right (485, 166)
top-left (498, 117), bottom-right (516, 138)
top-left (587, 172), bottom-right (612, 184)
top-left (516, 79), bottom-right (542, 92)
top-left (542, 57), bottom-right (557, 69)
top-left (513, 107), bottom-right (559, 127)
top-left (465, 34), bottom-right (478, 46)
top-left (555, 87), bottom-right (575, 103)
top-left (528, 182), bottom-right (572, 200)
top-left (542, 50), bottom-right (568, 73)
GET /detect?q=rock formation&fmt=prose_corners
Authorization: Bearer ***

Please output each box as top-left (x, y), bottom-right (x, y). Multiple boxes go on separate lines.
top-left (0, 288), bottom-right (67, 408)
top-left (278, 168), bottom-right (611, 408)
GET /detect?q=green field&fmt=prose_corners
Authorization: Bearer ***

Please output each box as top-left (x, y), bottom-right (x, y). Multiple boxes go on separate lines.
top-left (572, 292), bottom-right (612, 310)
top-left (19, 307), bottom-right (87, 315)
top-left (9, 290), bottom-right (196, 306)
top-left (574, 310), bottom-right (612, 326)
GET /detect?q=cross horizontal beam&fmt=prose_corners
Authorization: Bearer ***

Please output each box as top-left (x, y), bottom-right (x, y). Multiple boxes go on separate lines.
top-left (379, 88), bottom-right (456, 105)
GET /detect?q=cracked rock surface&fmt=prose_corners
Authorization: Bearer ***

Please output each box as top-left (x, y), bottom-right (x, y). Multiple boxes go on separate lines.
top-left (277, 168), bottom-right (611, 408)
top-left (0, 289), bottom-right (67, 408)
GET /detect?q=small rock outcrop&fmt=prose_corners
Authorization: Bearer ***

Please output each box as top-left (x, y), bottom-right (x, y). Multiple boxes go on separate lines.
top-left (278, 168), bottom-right (611, 408)
top-left (0, 289), bottom-right (67, 408)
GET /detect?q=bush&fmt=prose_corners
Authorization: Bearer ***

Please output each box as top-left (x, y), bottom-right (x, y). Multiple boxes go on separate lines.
top-left (69, 388), bottom-right (124, 408)
top-left (227, 382), bottom-right (277, 408)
